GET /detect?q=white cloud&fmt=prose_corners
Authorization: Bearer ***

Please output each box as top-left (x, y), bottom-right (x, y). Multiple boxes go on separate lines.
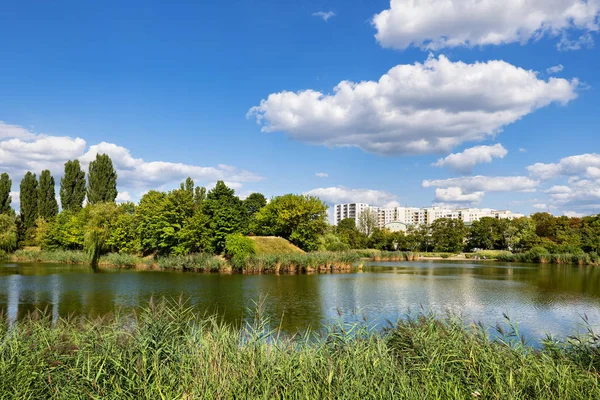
top-left (115, 192), bottom-right (132, 203)
top-left (312, 11), bottom-right (335, 21)
top-left (533, 203), bottom-right (551, 210)
top-left (558, 32), bottom-right (595, 50)
top-left (433, 144), bottom-right (508, 173)
top-left (434, 187), bottom-right (484, 204)
top-left (423, 176), bottom-right (540, 193)
top-left (0, 122), bottom-right (263, 207)
top-left (0, 121), bottom-right (37, 140)
top-left (563, 211), bottom-right (585, 217)
top-left (315, 172), bottom-right (329, 178)
top-left (248, 55), bottom-right (578, 156)
top-left (372, 0), bottom-right (600, 50)
top-left (528, 153), bottom-right (600, 180)
top-left (304, 187), bottom-right (399, 207)
top-left (547, 64), bottom-right (565, 74)
top-left (519, 148), bottom-right (527, 153)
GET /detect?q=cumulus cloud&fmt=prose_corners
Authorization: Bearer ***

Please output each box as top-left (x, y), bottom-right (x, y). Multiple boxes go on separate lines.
top-left (547, 64), bottom-right (565, 74)
top-left (545, 178), bottom-right (600, 210)
top-left (304, 187), bottom-right (399, 207)
top-left (423, 176), bottom-right (540, 193)
top-left (315, 172), bottom-right (329, 178)
top-left (434, 187), bottom-right (484, 204)
top-left (0, 122), bottom-right (263, 207)
top-left (433, 144), bottom-right (508, 173)
top-left (312, 11), bottom-right (335, 21)
top-left (528, 153), bottom-right (600, 180)
top-left (372, 0), bottom-right (600, 50)
top-left (248, 55), bottom-right (578, 156)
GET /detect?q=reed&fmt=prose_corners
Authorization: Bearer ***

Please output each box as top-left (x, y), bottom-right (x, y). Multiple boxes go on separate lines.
top-left (0, 300), bottom-right (598, 399)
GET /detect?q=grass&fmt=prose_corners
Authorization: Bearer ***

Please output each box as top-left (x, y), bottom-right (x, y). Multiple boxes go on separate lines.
top-left (465, 250), bottom-right (514, 259)
top-left (233, 252), bottom-right (361, 273)
top-left (0, 299), bottom-right (598, 399)
top-left (248, 236), bottom-right (305, 255)
top-left (496, 252), bottom-right (599, 265)
top-left (7, 249), bottom-right (360, 274)
top-left (359, 250), bottom-right (458, 261)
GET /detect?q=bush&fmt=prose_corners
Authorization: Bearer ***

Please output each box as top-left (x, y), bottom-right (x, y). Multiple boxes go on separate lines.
top-left (224, 233), bottom-right (256, 259)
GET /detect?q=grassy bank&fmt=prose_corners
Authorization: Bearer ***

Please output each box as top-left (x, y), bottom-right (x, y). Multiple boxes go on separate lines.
top-left (8, 249), bottom-right (361, 273)
top-left (0, 300), bottom-right (598, 399)
top-left (356, 249), bottom-right (600, 266)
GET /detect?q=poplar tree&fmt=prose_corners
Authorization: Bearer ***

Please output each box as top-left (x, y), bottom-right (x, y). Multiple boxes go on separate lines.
top-left (0, 173), bottom-right (11, 214)
top-left (60, 160), bottom-right (86, 211)
top-left (87, 154), bottom-right (118, 204)
top-left (20, 172), bottom-right (38, 228)
top-left (38, 169), bottom-right (59, 220)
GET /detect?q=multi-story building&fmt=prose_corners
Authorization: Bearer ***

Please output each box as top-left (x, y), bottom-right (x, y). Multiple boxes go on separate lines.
top-left (334, 203), bottom-right (370, 226)
top-left (333, 203), bottom-right (525, 230)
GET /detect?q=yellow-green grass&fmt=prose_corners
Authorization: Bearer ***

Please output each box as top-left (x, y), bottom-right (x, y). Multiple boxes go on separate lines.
top-left (248, 236), bottom-right (305, 255)
top-left (1, 299), bottom-right (598, 399)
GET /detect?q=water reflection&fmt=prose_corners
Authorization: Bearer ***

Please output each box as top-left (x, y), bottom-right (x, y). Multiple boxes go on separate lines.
top-left (0, 261), bottom-right (599, 340)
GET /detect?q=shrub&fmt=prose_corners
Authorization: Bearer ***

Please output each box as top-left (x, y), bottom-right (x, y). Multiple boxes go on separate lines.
top-left (224, 233), bottom-right (256, 259)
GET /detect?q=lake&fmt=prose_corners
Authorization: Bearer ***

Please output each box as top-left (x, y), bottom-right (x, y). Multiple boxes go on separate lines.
top-left (1, 260), bottom-right (599, 341)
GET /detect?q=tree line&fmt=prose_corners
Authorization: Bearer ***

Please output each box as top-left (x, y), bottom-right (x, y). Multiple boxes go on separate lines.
top-left (1, 154), bottom-right (600, 258)
top-left (0, 154), bottom-right (329, 256)
top-left (328, 212), bottom-right (600, 255)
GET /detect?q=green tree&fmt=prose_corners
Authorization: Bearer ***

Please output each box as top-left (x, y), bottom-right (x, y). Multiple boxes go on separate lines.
top-left (106, 203), bottom-right (140, 253)
top-left (0, 173), bottom-right (12, 214)
top-left (0, 214), bottom-right (18, 252)
top-left (84, 203), bottom-right (120, 267)
top-left (37, 170), bottom-right (59, 220)
top-left (430, 218), bottom-right (466, 253)
top-left (20, 172), bottom-right (38, 229)
top-left (244, 193), bottom-right (267, 217)
top-left (253, 194), bottom-right (328, 251)
top-left (336, 218), bottom-right (366, 249)
top-left (87, 154), bottom-right (118, 204)
top-left (357, 209), bottom-right (378, 237)
top-left (467, 217), bottom-right (504, 250)
top-left (137, 190), bottom-right (178, 254)
top-left (60, 160), bottom-right (86, 211)
top-left (505, 217), bottom-right (539, 253)
top-left (204, 181), bottom-right (245, 253)
top-left (406, 224), bottom-right (432, 252)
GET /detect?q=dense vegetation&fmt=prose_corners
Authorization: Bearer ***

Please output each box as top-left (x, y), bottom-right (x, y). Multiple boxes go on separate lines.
top-left (0, 300), bottom-right (598, 399)
top-left (1, 153), bottom-right (600, 266)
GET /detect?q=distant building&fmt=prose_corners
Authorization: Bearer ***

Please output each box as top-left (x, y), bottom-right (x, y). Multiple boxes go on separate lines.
top-left (333, 203), bottom-right (525, 228)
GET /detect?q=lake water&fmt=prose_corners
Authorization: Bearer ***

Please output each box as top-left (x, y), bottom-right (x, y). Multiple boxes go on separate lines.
top-left (1, 260), bottom-right (600, 341)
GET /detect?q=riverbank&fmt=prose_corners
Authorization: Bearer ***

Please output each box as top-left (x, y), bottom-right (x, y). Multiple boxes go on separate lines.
top-left (1, 300), bottom-right (598, 399)
top-left (360, 250), bottom-right (600, 266)
top-left (8, 249), bottom-right (362, 273)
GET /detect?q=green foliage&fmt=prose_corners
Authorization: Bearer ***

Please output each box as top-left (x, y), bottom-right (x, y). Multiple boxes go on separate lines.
top-left (84, 203), bottom-right (120, 267)
top-left (0, 172), bottom-right (12, 214)
top-left (319, 233), bottom-right (351, 252)
top-left (243, 192), bottom-right (267, 218)
top-left (19, 171), bottom-right (38, 229)
top-left (87, 153), bottom-right (118, 204)
top-left (430, 218), bottom-right (467, 252)
top-left (225, 233), bottom-right (257, 261)
top-left (0, 214), bottom-right (17, 252)
top-left (467, 217), bottom-right (507, 250)
top-left (336, 218), bottom-right (367, 249)
top-left (60, 159), bottom-right (86, 211)
top-left (505, 217), bottom-right (539, 252)
top-left (254, 194), bottom-right (327, 251)
top-left (2, 302), bottom-right (598, 399)
top-left (106, 203), bottom-right (140, 253)
top-left (37, 169), bottom-right (58, 220)
top-left (204, 181), bottom-right (245, 253)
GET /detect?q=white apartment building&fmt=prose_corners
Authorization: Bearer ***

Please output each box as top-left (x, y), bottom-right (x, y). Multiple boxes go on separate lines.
top-left (333, 203), bottom-right (525, 229)
top-left (334, 203), bottom-right (370, 226)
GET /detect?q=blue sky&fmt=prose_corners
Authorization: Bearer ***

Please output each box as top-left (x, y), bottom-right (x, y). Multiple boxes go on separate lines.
top-left (1, 0), bottom-right (599, 216)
